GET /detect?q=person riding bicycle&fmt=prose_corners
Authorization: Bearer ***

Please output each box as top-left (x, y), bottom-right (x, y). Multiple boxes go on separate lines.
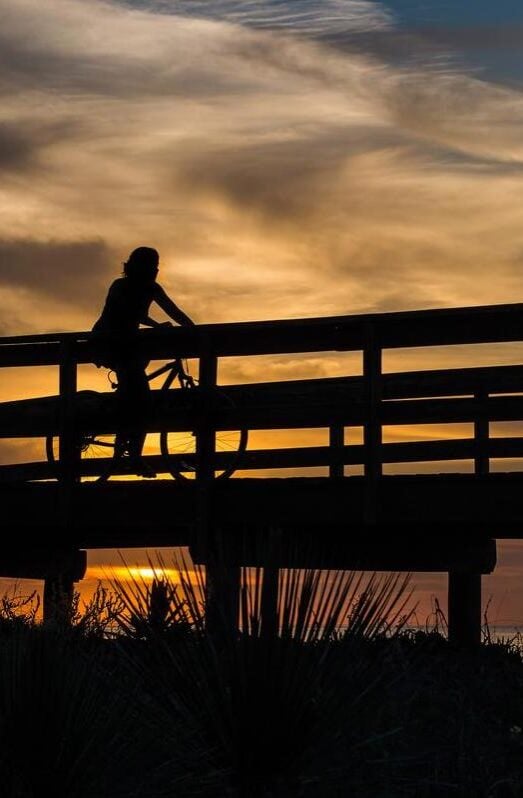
top-left (92, 246), bottom-right (194, 476)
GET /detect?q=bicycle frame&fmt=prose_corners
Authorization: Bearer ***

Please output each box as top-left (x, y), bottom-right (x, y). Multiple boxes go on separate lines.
top-left (147, 357), bottom-right (197, 391)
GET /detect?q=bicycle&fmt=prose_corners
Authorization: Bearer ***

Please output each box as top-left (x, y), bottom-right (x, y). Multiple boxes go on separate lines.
top-left (45, 357), bottom-right (248, 482)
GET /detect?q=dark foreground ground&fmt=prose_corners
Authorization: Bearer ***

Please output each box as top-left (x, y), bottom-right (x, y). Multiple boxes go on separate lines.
top-left (1, 583), bottom-right (522, 798)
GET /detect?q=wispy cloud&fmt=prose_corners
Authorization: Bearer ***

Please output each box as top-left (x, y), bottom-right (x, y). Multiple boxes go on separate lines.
top-left (116, 0), bottom-right (394, 37)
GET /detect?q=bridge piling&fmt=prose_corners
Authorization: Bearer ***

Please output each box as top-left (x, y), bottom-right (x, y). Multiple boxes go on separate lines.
top-left (43, 574), bottom-right (75, 624)
top-left (445, 390), bottom-right (491, 647)
top-left (205, 555), bottom-right (241, 638)
top-left (448, 571), bottom-right (482, 647)
top-left (259, 528), bottom-right (283, 638)
top-left (260, 565), bottom-right (279, 637)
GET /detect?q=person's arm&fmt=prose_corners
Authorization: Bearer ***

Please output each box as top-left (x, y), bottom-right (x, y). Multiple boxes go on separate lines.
top-left (141, 315), bottom-right (165, 328)
top-left (150, 284), bottom-right (195, 326)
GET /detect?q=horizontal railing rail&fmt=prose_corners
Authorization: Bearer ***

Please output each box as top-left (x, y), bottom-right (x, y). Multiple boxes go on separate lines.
top-left (0, 300), bottom-right (523, 365)
top-left (3, 436), bottom-right (523, 484)
top-left (1, 367), bottom-right (523, 435)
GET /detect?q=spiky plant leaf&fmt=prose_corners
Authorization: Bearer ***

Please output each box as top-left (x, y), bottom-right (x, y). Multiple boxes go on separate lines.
top-left (111, 547), bottom-right (416, 797)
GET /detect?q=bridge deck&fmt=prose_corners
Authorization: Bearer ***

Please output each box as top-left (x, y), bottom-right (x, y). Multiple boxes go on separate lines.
top-left (2, 474), bottom-right (521, 545)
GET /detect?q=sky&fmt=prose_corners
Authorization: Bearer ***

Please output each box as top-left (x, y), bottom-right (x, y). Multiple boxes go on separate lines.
top-left (1, 0), bottom-right (523, 626)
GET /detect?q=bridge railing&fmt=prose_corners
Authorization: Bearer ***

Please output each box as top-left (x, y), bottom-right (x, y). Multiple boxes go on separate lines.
top-left (1, 301), bottom-right (523, 487)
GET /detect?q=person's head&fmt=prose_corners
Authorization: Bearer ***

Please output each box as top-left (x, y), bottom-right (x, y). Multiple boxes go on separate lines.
top-left (123, 247), bottom-right (159, 282)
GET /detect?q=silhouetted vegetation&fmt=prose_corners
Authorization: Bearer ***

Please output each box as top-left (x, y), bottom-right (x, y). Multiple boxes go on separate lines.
top-left (0, 566), bottom-right (522, 797)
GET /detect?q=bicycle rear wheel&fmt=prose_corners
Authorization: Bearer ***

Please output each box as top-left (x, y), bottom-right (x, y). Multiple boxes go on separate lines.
top-left (46, 433), bottom-right (118, 483)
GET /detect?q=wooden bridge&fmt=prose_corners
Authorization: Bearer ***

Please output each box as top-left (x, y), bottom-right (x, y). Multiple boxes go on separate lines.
top-left (2, 301), bottom-right (523, 644)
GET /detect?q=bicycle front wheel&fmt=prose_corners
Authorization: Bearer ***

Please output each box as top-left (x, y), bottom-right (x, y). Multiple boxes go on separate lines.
top-left (159, 427), bottom-right (248, 481)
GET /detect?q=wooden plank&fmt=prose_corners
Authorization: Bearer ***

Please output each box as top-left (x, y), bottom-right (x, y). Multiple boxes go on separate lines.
top-left (4, 391), bottom-right (523, 438)
top-left (2, 301), bottom-right (523, 365)
top-left (381, 395), bottom-right (523, 425)
top-left (206, 394), bottom-right (523, 430)
top-left (383, 364), bottom-right (523, 400)
top-left (3, 355), bottom-right (523, 415)
top-left (0, 548), bottom-right (86, 581)
top-left (123, 300), bottom-right (523, 354)
top-left (0, 440), bottom-right (467, 482)
top-left (0, 331), bottom-right (83, 345)
top-left (2, 475), bottom-right (523, 541)
top-left (3, 435), bottom-right (523, 483)
top-left (196, 531), bottom-right (496, 573)
top-left (210, 364), bottom-right (523, 405)
top-left (0, 342), bottom-right (63, 367)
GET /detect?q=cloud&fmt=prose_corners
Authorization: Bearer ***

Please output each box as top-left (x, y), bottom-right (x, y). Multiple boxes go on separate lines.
top-left (0, 120), bottom-right (83, 174)
top-left (0, 239), bottom-right (114, 308)
top-left (0, 123), bottom-right (38, 173)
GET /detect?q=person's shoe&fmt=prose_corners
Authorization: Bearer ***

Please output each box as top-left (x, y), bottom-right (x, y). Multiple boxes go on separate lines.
top-left (135, 458), bottom-right (157, 479)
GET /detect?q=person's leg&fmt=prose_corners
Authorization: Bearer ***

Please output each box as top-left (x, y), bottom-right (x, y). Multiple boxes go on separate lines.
top-left (115, 360), bottom-right (153, 473)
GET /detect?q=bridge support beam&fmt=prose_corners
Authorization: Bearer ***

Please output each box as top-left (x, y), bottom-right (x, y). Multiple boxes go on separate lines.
top-left (448, 571), bottom-right (482, 647)
top-left (198, 526), bottom-right (242, 637)
top-left (205, 559), bottom-right (241, 637)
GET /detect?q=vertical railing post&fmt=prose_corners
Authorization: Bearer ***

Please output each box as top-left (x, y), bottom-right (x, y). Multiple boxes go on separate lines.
top-left (196, 345), bottom-right (217, 485)
top-left (45, 339), bottom-right (78, 624)
top-left (197, 344), bottom-right (239, 636)
top-left (474, 388), bottom-right (489, 476)
top-left (59, 339), bottom-right (78, 487)
top-left (195, 343), bottom-right (218, 568)
top-left (363, 324), bottom-right (382, 524)
top-left (329, 424), bottom-right (344, 478)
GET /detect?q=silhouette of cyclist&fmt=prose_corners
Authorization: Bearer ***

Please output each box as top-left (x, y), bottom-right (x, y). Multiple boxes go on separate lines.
top-left (92, 246), bottom-right (194, 475)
